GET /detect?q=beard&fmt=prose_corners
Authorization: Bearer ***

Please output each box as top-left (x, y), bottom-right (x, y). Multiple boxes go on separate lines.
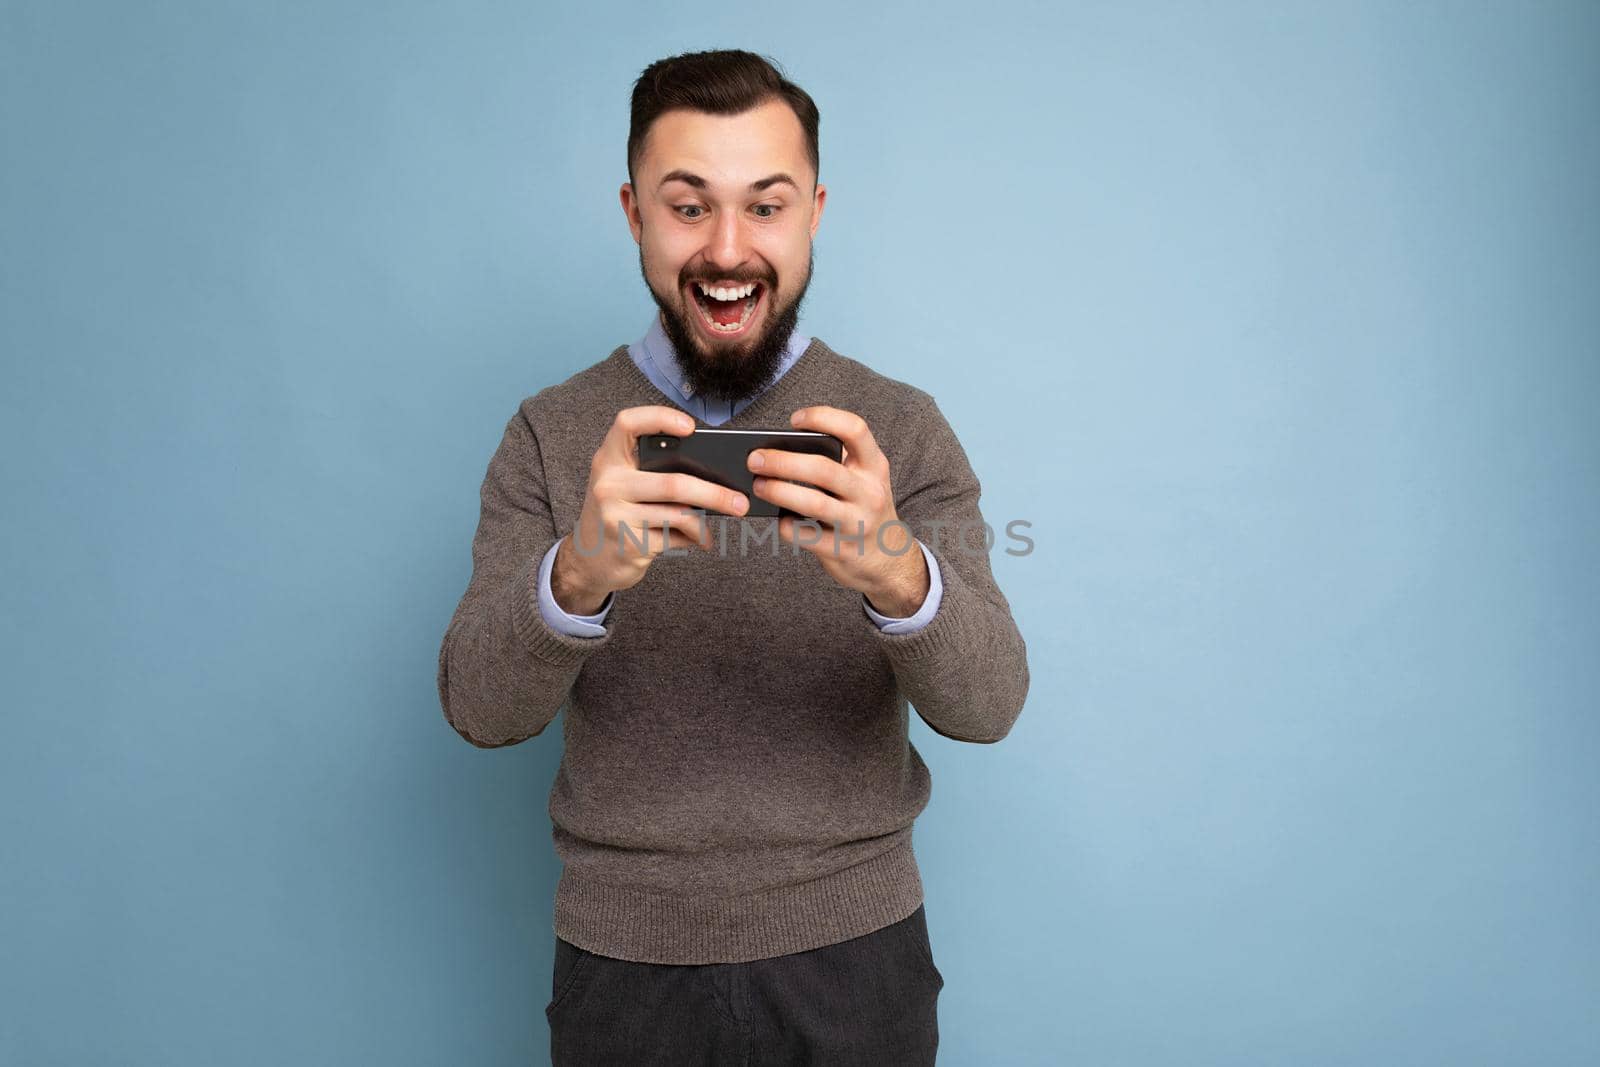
top-left (639, 246), bottom-right (815, 407)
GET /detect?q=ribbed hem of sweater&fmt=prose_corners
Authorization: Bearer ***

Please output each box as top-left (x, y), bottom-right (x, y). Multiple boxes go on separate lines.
top-left (552, 837), bottom-right (926, 965)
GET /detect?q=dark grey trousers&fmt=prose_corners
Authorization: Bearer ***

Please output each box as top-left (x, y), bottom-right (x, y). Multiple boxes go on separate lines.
top-left (545, 904), bottom-right (944, 1065)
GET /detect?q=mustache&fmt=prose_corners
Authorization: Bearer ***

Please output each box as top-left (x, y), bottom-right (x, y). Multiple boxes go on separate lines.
top-left (685, 274), bottom-right (773, 288)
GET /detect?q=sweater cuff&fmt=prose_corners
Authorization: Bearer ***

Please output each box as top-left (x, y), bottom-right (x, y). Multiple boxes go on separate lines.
top-left (537, 537), bottom-right (613, 636)
top-left (511, 548), bottom-right (615, 667)
top-left (861, 540), bottom-right (942, 633)
top-left (862, 548), bottom-right (971, 661)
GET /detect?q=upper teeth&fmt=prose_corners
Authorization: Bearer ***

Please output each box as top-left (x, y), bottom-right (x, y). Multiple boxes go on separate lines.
top-left (697, 281), bottom-right (758, 301)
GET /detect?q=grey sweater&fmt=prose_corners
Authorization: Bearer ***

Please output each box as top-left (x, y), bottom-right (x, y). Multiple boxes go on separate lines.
top-left (436, 337), bottom-right (1030, 964)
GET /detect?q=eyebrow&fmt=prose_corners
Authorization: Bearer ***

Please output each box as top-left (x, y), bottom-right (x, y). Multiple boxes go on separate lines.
top-left (657, 170), bottom-right (801, 194)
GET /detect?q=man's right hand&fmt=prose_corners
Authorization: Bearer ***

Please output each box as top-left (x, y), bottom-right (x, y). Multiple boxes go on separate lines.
top-left (550, 405), bottom-right (751, 614)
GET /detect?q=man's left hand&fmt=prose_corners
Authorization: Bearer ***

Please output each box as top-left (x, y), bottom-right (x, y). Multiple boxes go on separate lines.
top-left (747, 405), bottom-right (930, 617)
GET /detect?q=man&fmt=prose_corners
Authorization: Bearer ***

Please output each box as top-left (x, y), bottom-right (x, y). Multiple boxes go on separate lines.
top-left (436, 48), bottom-right (1029, 1065)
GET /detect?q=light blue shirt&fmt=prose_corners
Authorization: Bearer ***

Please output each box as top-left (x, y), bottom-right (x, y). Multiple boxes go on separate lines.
top-left (537, 313), bottom-right (944, 637)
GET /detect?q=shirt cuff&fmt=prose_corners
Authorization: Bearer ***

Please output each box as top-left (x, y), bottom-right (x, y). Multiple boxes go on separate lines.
top-left (537, 537), bottom-right (613, 638)
top-left (862, 539), bottom-right (943, 634)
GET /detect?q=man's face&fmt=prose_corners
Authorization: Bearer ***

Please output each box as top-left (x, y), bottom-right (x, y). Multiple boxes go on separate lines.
top-left (621, 99), bottom-right (826, 406)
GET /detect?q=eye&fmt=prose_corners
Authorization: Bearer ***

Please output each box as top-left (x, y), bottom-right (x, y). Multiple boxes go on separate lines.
top-left (675, 205), bottom-right (705, 220)
top-left (753, 204), bottom-right (780, 219)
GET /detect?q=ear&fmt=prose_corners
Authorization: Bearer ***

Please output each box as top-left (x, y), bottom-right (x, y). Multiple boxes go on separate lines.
top-left (620, 183), bottom-right (643, 245)
top-left (809, 183), bottom-right (827, 239)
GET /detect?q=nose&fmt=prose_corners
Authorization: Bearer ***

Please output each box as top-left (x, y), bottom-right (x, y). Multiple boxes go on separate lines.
top-left (703, 206), bottom-right (751, 272)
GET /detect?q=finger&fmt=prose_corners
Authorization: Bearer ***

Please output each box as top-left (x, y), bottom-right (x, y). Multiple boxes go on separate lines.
top-left (752, 475), bottom-right (849, 527)
top-left (622, 468), bottom-right (750, 517)
top-left (609, 405), bottom-right (698, 464)
top-left (612, 511), bottom-right (715, 555)
top-left (775, 513), bottom-right (839, 557)
top-left (628, 504), bottom-right (718, 550)
top-left (746, 447), bottom-right (853, 498)
top-left (589, 503), bottom-right (718, 553)
top-left (649, 528), bottom-right (705, 556)
top-left (789, 406), bottom-right (886, 475)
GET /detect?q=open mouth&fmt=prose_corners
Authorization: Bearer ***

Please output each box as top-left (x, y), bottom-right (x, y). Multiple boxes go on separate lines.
top-left (688, 279), bottom-right (765, 338)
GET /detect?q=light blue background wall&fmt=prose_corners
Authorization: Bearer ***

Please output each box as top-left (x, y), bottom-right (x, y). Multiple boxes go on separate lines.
top-left (3, 1), bottom-right (1596, 1064)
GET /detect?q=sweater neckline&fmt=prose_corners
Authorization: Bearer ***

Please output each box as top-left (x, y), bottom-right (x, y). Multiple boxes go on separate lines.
top-left (610, 333), bottom-right (830, 431)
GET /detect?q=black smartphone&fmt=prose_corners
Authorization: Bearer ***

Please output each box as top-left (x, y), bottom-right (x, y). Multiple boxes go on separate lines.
top-left (636, 427), bottom-right (844, 519)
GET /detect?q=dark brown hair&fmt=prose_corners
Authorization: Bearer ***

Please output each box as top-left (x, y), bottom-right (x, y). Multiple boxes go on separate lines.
top-left (628, 49), bottom-right (820, 189)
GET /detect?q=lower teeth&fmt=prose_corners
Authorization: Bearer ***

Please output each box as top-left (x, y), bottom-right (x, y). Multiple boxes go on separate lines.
top-left (702, 293), bottom-right (758, 332)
